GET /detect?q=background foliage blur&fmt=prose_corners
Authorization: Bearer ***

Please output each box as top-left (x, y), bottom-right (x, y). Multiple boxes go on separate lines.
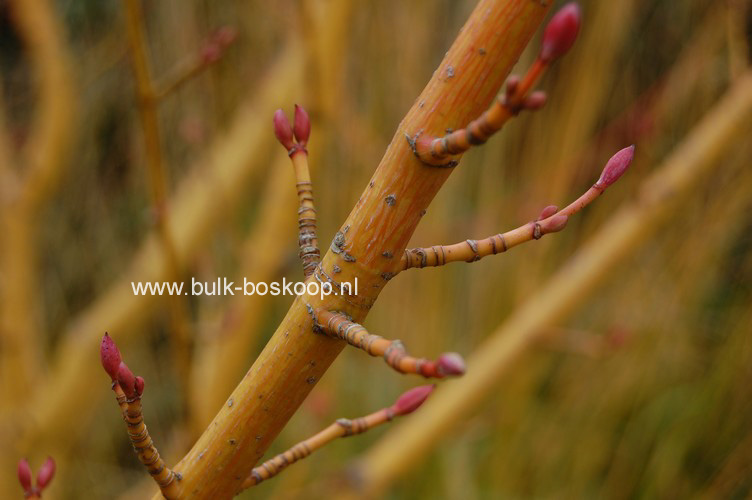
top-left (1, 0), bottom-right (751, 498)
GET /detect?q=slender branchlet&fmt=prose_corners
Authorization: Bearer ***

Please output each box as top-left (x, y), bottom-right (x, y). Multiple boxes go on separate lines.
top-left (121, 0), bottom-right (192, 387)
top-left (154, 27), bottom-right (238, 99)
top-left (241, 385), bottom-right (435, 489)
top-left (100, 334), bottom-right (181, 499)
top-left (274, 106), bottom-right (320, 277)
top-left (17, 457), bottom-right (55, 498)
top-left (409, 2), bottom-right (582, 166)
top-left (401, 145), bottom-right (634, 270)
top-left (313, 309), bottom-right (466, 378)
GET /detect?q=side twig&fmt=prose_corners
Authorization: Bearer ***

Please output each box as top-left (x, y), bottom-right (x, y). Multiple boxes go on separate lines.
top-left (100, 333), bottom-right (181, 499)
top-left (121, 0), bottom-right (192, 383)
top-left (408, 3), bottom-right (581, 166)
top-left (401, 145), bottom-right (635, 270)
top-left (312, 308), bottom-right (466, 378)
top-left (275, 106), bottom-right (321, 277)
top-left (241, 385), bottom-right (434, 490)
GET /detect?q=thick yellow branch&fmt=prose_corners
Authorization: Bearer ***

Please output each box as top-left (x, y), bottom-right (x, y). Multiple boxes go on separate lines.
top-left (168, 1), bottom-right (552, 497)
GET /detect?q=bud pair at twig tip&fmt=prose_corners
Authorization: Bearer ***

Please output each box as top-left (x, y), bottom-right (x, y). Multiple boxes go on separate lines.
top-left (100, 332), bottom-right (145, 399)
top-left (274, 105), bottom-right (311, 153)
top-left (18, 457), bottom-right (55, 497)
top-left (200, 26), bottom-right (238, 64)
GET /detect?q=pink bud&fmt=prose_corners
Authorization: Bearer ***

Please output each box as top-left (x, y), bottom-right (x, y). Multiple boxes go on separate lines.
top-left (537, 205), bottom-right (559, 221)
top-left (541, 214), bottom-right (568, 233)
top-left (135, 376), bottom-right (145, 396)
top-left (505, 75), bottom-right (520, 96)
top-left (18, 458), bottom-right (32, 492)
top-left (214, 26), bottom-right (238, 48)
top-left (100, 333), bottom-right (122, 380)
top-left (539, 3), bottom-right (582, 63)
top-left (597, 145), bottom-right (635, 187)
top-left (273, 109), bottom-right (295, 150)
top-left (36, 457), bottom-right (55, 489)
top-left (117, 362), bottom-right (137, 398)
top-left (523, 91), bottom-right (547, 110)
top-left (437, 352), bottom-right (466, 376)
top-left (293, 104), bottom-right (311, 146)
top-left (392, 385), bottom-right (435, 416)
top-left (201, 43), bottom-right (222, 64)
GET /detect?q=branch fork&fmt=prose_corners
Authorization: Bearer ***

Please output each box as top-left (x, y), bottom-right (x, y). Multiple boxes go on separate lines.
top-left (408, 2), bottom-right (582, 166)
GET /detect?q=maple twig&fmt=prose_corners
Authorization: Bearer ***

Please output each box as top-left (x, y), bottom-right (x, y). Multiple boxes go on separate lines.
top-left (275, 106), bottom-right (320, 277)
top-left (121, 0), bottom-right (192, 384)
top-left (401, 146), bottom-right (635, 270)
top-left (241, 385), bottom-right (434, 489)
top-left (409, 3), bottom-right (581, 166)
top-left (312, 308), bottom-right (466, 378)
top-left (100, 333), bottom-right (181, 499)
top-left (153, 27), bottom-right (237, 99)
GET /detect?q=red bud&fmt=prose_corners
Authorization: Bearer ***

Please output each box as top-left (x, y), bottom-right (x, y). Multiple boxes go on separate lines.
top-left (201, 43), bottom-right (222, 64)
top-left (214, 26), bottom-right (238, 48)
top-left (18, 458), bottom-right (32, 492)
top-left (392, 385), bottom-right (435, 416)
top-left (537, 205), bottom-right (559, 221)
top-left (117, 362), bottom-right (137, 398)
top-left (273, 109), bottom-right (295, 150)
top-left (36, 457), bottom-right (55, 489)
top-left (597, 145), bottom-right (635, 187)
top-left (100, 332), bottom-right (122, 380)
top-left (539, 3), bottom-right (581, 63)
top-left (135, 376), bottom-right (145, 396)
top-left (541, 214), bottom-right (569, 233)
top-left (523, 91), bottom-right (547, 110)
top-left (293, 104), bottom-right (311, 146)
top-left (437, 352), bottom-right (466, 376)
top-left (505, 75), bottom-right (520, 96)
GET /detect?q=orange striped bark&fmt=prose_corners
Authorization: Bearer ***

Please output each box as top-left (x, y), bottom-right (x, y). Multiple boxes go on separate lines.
top-left (168, 2), bottom-right (552, 497)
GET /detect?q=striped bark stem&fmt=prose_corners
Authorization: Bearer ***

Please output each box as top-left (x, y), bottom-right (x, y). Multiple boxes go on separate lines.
top-left (110, 382), bottom-right (181, 499)
top-left (409, 58), bottom-right (548, 166)
top-left (401, 145), bottom-right (635, 270)
top-left (291, 149), bottom-right (321, 277)
top-left (312, 308), bottom-right (465, 378)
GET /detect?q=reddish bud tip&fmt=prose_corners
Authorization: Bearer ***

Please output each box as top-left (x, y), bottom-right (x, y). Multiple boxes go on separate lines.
top-left (540, 3), bottom-right (582, 63)
top-left (100, 332), bottom-right (122, 380)
top-left (117, 362), bottom-right (137, 398)
top-left (437, 352), bottom-right (466, 376)
top-left (214, 26), bottom-right (238, 48)
top-left (537, 205), bottom-right (559, 221)
top-left (18, 458), bottom-right (32, 492)
top-left (392, 385), bottom-right (435, 416)
top-left (505, 75), bottom-right (520, 96)
top-left (273, 109), bottom-right (295, 150)
top-left (201, 43), bottom-right (222, 64)
top-left (36, 457), bottom-right (55, 490)
top-left (293, 104), bottom-right (311, 146)
top-left (135, 376), bottom-right (145, 396)
top-left (541, 214), bottom-right (569, 233)
top-left (597, 145), bottom-right (635, 187)
top-left (523, 91), bottom-right (547, 110)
